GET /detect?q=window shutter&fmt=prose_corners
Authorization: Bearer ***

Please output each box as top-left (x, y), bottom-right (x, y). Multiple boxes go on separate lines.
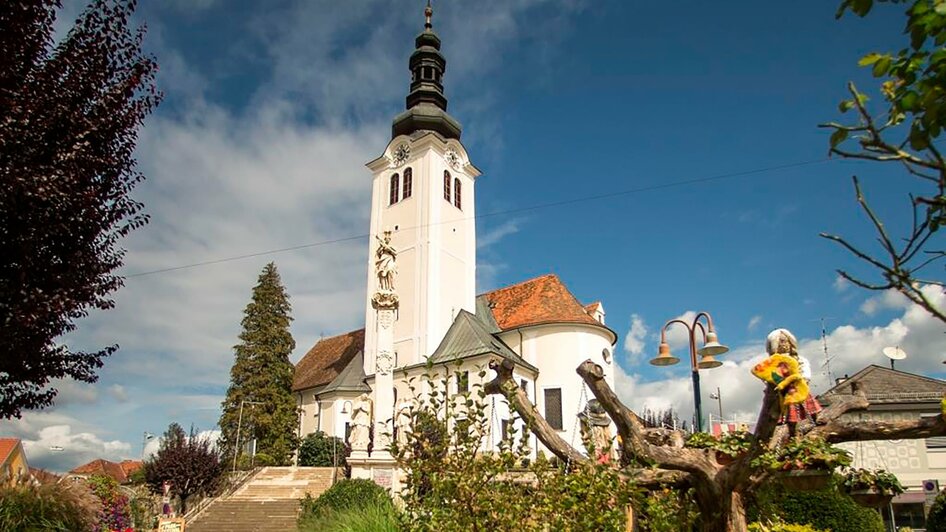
top-left (544, 388), bottom-right (563, 430)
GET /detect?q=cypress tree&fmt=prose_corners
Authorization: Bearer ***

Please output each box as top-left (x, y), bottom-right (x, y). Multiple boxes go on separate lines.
top-left (219, 263), bottom-right (299, 466)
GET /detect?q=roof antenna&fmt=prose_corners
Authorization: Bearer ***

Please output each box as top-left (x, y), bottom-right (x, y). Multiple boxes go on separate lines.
top-left (813, 317), bottom-right (835, 389)
top-left (883, 346), bottom-right (907, 371)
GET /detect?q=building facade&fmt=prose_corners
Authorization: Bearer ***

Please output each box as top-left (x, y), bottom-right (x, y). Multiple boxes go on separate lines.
top-left (292, 5), bottom-right (618, 467)
top-left (820, 365), bottom-right (946, 530)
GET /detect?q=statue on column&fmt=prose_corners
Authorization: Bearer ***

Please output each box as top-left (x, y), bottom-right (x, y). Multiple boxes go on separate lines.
top-left (372, 231), bottom-right (399, 309)
top-left (350, 393), bottom-right (373, 452)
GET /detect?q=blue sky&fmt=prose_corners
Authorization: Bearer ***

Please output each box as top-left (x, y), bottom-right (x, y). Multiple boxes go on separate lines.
top-left (5, 0), bottom-right (945, 472)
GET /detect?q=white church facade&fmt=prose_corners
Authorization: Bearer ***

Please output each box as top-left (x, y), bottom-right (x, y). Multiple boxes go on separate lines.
top-left (292, 5), bottom-right (618, 477)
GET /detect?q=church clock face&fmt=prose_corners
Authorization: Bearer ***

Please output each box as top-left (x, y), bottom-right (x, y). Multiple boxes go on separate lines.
top-left (392, 143), bottom-right (411, 167)
top-left (445, 148), bottom-right (462, 170)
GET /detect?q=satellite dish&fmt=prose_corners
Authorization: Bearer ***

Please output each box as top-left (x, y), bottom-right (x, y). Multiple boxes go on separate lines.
top-left (883, 346), bottom-right (907, 370)
top-left (883, 346), bottom-right (907, 360)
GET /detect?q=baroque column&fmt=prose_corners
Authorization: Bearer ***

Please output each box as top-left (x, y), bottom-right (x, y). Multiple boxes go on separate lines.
top-left (370, 231), bottom-right (398, 460)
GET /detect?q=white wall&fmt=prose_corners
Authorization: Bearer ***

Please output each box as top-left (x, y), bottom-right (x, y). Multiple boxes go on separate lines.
top-left (499, 323), bottom-right (617, 458)
top-left (363, 134), bottom-right (479, 376)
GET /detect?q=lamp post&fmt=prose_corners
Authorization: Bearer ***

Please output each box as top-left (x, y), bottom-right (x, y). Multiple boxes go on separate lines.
top-left (141, 432), bottom-right (155, 460)
top-left (232, 399), bottom-right (265, 473)
top-left (650, 311), bottom-right (729, 433)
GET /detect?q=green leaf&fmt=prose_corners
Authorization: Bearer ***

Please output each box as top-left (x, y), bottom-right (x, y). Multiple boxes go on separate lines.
top-left (873, 56), bottom-right (892, 77)
top-left (901, 91), bottom-right (920, 111)
top-left (858, 52), bottom-right (883, 66)
top-left (851, 0), bottom-right (873, 16)
top-left (830, 129), bottom-right (849, 148)
top-left (839, 100), bottom-right (855, 113)
top-left (935, 2), bottom-right (946, 15)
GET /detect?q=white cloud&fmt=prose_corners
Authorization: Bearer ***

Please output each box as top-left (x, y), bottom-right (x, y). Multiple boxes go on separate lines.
top-left (747, 315), bottom-right (762, 331)
top-left (833, 275), bottom-right (850, 293)
top-left (623, 314), bottom-right (649, 361)
top-left (18, 423), bottom-right (132, 474)
top-left (108, 385), bottom-right (128, 403)
top-left (860, 289), bottom-right (911, 316)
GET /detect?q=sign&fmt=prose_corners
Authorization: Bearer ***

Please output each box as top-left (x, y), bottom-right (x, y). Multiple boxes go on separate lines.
top-left (157, 517), bottom-right (185, 532)
top-left (924, 479), bottom-right (940, 516)
top-left (372, 468), bottom-right (393, 489)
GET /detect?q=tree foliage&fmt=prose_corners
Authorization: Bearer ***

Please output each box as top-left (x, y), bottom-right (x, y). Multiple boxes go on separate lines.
top-left (142, 423), bottom-right (223, 515)
top-left (822, 0), bottom-right (946, 322)
top-left (218, 263), bottom-right (299, 467)
top-left (0, 0), bottom-right (160, 418)
top-left (87, 474), bottom-right (132, 532)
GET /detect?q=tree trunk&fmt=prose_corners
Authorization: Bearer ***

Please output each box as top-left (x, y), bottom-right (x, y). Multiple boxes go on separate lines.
top-left (695, 487), bottom-right (747, 532)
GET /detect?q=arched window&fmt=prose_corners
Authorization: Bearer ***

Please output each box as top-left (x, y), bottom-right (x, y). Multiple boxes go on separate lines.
top-left (403, 168), bottom-right (412, 199)
top-left (389, 173), bottom-right (399, 205)
top-left (443, 170), bottom-right (451, 202)
top-left (454, 178), bottom-right (462, 209)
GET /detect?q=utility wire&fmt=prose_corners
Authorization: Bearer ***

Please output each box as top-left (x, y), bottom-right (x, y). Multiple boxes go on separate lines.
top-left (126, 156), bottom-right (832, 278)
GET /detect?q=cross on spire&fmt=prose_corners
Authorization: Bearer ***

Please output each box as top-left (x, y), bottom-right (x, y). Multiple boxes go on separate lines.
top-left (425, 0), bottom-right (433, 29)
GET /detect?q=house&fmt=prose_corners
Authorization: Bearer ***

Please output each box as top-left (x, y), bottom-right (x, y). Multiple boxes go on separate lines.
top-left (0, 438), bottom-right (29, 486)
top-left (292, 3), bottom-right (618, 475)
top-left (819, 364), bottom-right (946, 530)
top-left (68, 458), bottom-right (143, 484)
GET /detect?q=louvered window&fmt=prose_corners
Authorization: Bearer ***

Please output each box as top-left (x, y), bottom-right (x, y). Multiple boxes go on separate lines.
top-left (544, 388), bottom-right (563, 430)
top-left (454, 178), bottom-right (462, 209)
top-left (457, 371), bottom-right (469, 393)
top-left (502, 419), bottom-right (514, 443)
top-left (403, 167), bottom-right (412, 199)
top-left (389, 173), bottom-right (399, 205)
top-left (923, 414), bottom-right (946, 448)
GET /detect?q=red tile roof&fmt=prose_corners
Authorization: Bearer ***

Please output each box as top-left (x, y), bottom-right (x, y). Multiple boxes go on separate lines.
top-left (70, 458), bottom-right (137, 483)
top-left (293, 328), bottom-right (365, 392)
top-left (29, 467), bottom-right (60, 485)
top-left (482, 274), bottom-right (614, 339)
top-left (584, 301), bottom-right (602, 314)
top-left (0, 438), bottom-right (20, 466)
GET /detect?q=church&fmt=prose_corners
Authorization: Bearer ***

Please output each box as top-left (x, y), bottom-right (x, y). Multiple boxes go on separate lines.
top-left (292, 4), bottom-right (618, 472)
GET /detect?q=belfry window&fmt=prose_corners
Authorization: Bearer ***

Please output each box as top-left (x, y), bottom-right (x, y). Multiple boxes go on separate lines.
top-left (443, 170), bottom-right (451, 203)
top-left (403, 168), bottom-right (412, 199)
top-left (389, 173), bottom-right (399, 205)
top-left (454, 178), bottom-right (462, 210)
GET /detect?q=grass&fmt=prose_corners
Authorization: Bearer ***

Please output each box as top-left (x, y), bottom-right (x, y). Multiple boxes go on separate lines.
top-left (298, 501), bottom-right (399, 532)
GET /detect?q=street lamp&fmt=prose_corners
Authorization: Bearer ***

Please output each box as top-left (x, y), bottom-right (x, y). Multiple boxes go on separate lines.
top-left (650, 311), bottom-right (729, 432)
top-left (141, 432), bottom-right (155, 460)
top-left (233, 399), bottom-right (265, 473)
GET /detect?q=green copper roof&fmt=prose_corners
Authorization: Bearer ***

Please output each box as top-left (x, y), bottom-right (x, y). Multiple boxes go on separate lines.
top-left (429, 310), bottom-right (538, 372)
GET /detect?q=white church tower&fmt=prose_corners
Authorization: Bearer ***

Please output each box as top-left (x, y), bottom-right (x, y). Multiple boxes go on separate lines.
top-left (363, 3), bottom-right (481, 376)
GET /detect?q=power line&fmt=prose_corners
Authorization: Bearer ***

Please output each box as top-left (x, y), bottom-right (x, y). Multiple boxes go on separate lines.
top-left (126, 156), bottom-right (832, 278)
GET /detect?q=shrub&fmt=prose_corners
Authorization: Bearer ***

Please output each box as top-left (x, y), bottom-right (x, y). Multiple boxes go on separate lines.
top-left (777, 483), bottom-right (884, 532)
top-left (87, 474), bottom-right (132, 532)
top-left (298, 431), bottom-right (350, 468)
top-left (0, 480), bottom-right (97, 531)
top-left (636, 487), bottom-right (699, 532)
top-left (749, 521), bottom-right (825, 532)
top-left (299, 479), bottom-right (392, 527)
top-left (927, 490), bottom-right (946, 532)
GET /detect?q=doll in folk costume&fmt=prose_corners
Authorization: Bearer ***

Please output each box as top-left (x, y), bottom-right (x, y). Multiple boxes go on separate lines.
top-left (751, 328), bottom-right (822, 437)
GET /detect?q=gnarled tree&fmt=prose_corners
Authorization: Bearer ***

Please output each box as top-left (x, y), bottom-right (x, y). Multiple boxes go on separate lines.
top-left (486, 358), bottom-right (946, 532)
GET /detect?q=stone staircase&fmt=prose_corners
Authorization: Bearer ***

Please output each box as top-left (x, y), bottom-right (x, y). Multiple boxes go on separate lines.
top-left (186, 467), bottom-right (338, 532)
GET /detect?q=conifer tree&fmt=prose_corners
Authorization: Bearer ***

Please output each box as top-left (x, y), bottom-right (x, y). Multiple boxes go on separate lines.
top-left (218, 263), bottom-right (299, 466)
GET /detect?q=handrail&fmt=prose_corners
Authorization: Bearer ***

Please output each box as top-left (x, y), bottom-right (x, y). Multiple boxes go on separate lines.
top-left (182, 467), bottom-right (262, 523)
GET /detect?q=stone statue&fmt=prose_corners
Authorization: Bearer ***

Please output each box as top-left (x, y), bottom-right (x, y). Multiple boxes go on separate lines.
top-left (350, 393), bottom-right (373, 451)
top-left (375, 231), bottom-right (397, 292)
top-left (395, 399), bottom-right (413, 449)
top-left (578, 399), bottom-right (615, 464)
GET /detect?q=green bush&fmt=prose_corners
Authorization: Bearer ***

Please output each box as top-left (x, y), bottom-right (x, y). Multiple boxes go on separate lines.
top-left (0, 481), bottom-right (97, 531)
top-left (298, 479), bottom-right (392, 527)
top-left (777, 485), bottom-right (884, 532)
top-left (927, 490), bottom-right (946, 532)
top-left (298, 431), bottom-right (350, 468)
top-left (297, 502), bottom-right (398, 532)
top-left (749, 521), bottom-right (825, 532)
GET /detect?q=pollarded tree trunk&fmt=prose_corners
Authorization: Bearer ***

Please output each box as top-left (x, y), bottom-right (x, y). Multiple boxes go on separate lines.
top-left (485, 356), bottom-right (946, 532)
